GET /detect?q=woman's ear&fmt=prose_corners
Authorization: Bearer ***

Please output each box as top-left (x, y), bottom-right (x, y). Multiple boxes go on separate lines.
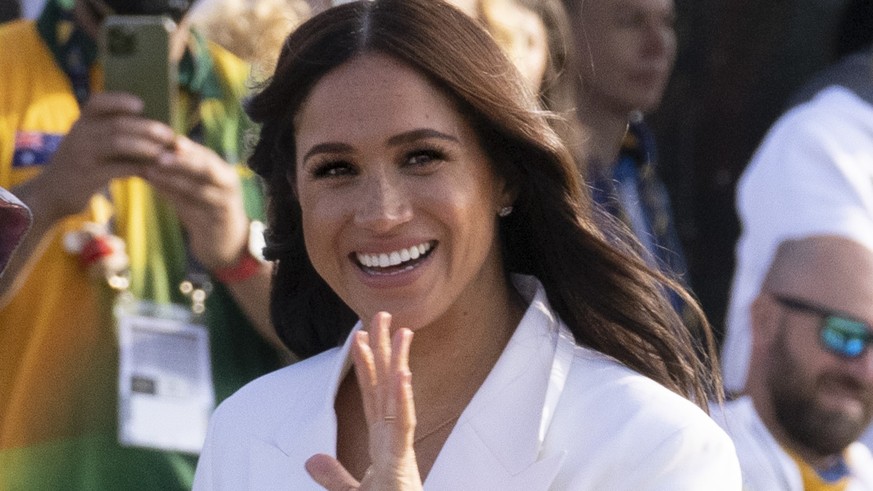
top-left (497, 177), bottom-right (520, 211)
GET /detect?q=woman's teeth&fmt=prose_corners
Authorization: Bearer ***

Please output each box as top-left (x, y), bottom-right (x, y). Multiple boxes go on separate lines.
top-left (357, 242), bottom-right (432, 268)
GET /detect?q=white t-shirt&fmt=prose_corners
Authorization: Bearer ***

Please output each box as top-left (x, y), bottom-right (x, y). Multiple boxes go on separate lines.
top-left (20, 0), bottom-right (47, 19)
top-left (713, 397), bottom-right (873, 491)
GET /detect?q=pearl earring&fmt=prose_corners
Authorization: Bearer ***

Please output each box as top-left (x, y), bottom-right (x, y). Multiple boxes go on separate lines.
top-left (498, 206), bottom-right (513, 217)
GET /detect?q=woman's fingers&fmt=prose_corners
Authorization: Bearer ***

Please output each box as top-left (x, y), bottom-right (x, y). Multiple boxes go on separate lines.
top-left (393, 328), bottom-right (416, 446)
top-left (352, 331), bottom-right (378, 424)
top-left (312, 315), bottom-right (422, 490)
top-left (305, 454), bottom-right (360, 491)
top-left (355, 312), bottom-right (417, 446)
top-left (371, 312), bottom-right (393, 411)
top-left (362, 314), bottom-right (417, 460)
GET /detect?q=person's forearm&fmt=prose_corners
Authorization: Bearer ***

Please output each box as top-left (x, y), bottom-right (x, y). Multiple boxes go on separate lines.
top-left (222, 264), bottom-right (296, 363)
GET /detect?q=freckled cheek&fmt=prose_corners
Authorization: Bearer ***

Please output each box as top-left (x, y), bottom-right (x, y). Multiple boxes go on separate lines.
top-left (299, 194), bottom-right (350, 276)
top-left (439, 192), bottom-right (498, 256)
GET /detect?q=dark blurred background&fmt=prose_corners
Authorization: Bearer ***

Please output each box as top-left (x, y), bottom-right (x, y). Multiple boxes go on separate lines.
top-left (650, 0), bottom-right (864, 341)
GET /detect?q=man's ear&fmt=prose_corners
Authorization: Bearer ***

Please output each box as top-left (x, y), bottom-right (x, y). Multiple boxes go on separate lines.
top-left (750, 293), bottom-right (781, 353)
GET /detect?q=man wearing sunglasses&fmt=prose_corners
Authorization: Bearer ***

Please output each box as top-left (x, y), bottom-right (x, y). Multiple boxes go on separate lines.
top-left (715, 236), bottom-right (873, 489)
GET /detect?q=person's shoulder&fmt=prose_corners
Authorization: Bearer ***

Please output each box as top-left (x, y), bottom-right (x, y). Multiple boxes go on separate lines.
top-left (562, 345), bottom-right (717, 431)
top-left (777, 85), bottom-right (873, 135)
top-left (708, 396), bottom-right (760, 441)
top-left (0, 18), bottom-right (35, 38)
top-left (547, 345), bottom-right (741, 487)
top-left (0, 19), bottom-right (41, 61)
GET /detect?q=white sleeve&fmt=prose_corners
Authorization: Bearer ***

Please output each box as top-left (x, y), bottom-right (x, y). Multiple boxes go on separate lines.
top-left (617, 419), bottom-right (743, 490)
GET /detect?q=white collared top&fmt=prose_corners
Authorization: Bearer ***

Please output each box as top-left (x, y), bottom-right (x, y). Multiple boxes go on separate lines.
top-left (713, 396), bottom-right (873, 491)
top-left (194, 275), bottom-right (741, 490)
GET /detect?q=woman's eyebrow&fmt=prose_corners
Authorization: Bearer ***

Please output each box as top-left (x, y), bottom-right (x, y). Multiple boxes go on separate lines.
top-left (387, 128), bottom-right (460, 146)
top-left (302, 142), bottom-right (354, 163)
top-left (302, 129), bottom-right (460, 163)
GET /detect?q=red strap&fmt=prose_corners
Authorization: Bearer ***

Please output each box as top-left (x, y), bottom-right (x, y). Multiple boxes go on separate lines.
top-left (212, 251), bottom-right (262, 284)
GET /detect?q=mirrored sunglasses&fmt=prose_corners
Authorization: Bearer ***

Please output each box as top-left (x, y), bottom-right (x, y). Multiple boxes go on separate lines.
top-left (773, 295), bottom-right (873, 358)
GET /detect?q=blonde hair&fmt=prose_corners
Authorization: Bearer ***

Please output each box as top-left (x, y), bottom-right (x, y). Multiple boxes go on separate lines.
top-left (191, 0), bottom-right (311, 79)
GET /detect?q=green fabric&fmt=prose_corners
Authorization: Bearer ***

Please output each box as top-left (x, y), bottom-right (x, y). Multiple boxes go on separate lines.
top-left (1, 434), bottom-right (197, 490)
top-left (36, 0), bottom-right (98, 91)
top-left (178, 31), bottom-right (223, 100)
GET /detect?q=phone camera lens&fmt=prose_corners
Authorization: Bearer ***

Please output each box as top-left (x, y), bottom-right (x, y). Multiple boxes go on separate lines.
top-left (107, 27), bottom-right (137, 56)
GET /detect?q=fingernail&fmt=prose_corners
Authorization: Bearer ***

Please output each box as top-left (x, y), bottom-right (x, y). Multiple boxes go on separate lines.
top-left (356, 331), bottom-right (368, 342)
top-left (175, 135), bottom-right (191, 151)
top-left (130, 96), bottom-right (144, 112)
top-left (158, 152), bottom-right (174, 166)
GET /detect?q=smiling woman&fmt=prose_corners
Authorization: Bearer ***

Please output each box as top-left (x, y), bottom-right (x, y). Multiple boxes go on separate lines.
top-left (192, 0), bottom-right (741, 489)
top-left (294, 53), bottom-right (513, 338)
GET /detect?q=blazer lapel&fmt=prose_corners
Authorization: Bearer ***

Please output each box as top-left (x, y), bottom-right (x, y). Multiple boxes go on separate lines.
top-left (245, 276), bottom-right (574, 490)
top-left (426, 276), bottom-right (575, 490)
top-left (249, 323), bottom-right (362, 490)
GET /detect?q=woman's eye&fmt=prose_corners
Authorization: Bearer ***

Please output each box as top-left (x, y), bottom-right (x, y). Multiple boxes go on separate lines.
top-left (406, 149), bottom-right (445, 168)
top-left (311, 161), bottom-right (356, 179)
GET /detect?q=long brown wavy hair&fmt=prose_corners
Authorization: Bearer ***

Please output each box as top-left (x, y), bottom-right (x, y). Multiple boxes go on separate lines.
top-left (246, 0), bottom-right (721, 408)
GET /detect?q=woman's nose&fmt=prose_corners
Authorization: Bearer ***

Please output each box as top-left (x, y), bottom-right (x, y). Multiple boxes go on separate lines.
top-left (353, 171), bottom-right (413, 233)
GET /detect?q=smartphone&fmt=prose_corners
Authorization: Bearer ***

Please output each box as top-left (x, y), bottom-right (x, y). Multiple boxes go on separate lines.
top-left (100, 16), bottom-right (179, 130)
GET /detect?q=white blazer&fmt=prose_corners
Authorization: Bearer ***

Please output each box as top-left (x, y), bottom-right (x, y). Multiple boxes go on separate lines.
top-left (194, 276), bottom-right (741, 490)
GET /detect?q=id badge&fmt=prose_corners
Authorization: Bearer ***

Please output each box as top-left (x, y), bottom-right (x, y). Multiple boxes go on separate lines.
top-left (115, 299), bottom-right (214, 454)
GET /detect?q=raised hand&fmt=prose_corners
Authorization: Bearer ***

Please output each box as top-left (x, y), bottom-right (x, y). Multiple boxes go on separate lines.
top-left (306, 312), bottom-right (423, 491)
top-left (142, 135), bottom-right (249, 271)
top-left (28, 92), bottom-right (175, 223)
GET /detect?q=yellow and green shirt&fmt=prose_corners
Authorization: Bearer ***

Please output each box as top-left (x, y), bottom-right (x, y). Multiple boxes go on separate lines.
top-left (786, 448), bottom-right (851, 491)
top-left (0, 2), bottom-right (280, 489)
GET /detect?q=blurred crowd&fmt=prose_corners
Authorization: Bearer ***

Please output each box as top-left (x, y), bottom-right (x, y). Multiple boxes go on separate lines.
top-left (2, 0), bottom-right (873, 489)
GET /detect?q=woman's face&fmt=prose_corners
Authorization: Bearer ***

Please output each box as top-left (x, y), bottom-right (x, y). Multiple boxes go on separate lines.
top-left (293, 53), bottom-right (511, 331)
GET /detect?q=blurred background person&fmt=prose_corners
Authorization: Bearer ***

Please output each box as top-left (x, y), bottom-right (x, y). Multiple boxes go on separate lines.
top-left (721, 0), bottom-right (873, 454)
top-left (189, 0), bottom-right (311, 82)
top-left (0, 0), bottom-right (288, 488)
top-left (722, 0), bottom-right (873, 395)
top-left (447, 0), bottom-right (585, 164)
top-left (715, 236), bottom-right (873, 489)
top-left (560, 0), bottom-right (708, 351)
